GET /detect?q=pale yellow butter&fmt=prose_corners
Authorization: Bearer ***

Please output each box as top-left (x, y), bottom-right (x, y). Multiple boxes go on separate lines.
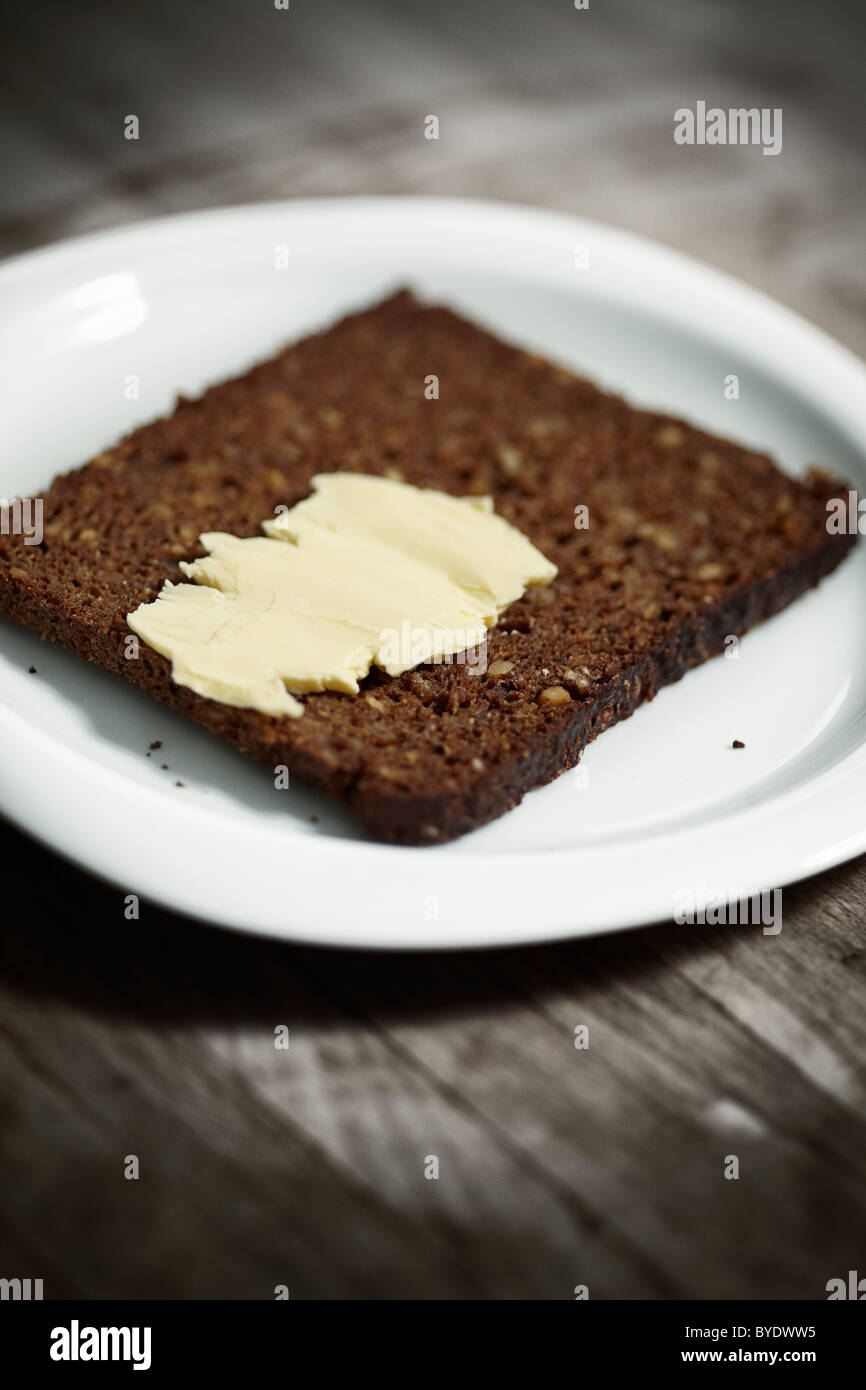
top-left (127, 473), bottom-right (556, 718)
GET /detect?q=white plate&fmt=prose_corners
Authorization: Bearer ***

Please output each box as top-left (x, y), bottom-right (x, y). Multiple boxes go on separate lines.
top-left (0, 197), bottom-right (864, 949)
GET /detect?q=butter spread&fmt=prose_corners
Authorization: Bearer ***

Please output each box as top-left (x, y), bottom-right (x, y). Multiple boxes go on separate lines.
top-left (127, 473), bottom-right (557, 718)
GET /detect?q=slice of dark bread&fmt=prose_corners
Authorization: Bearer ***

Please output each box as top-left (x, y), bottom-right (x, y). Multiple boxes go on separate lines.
top-left (0, 290), bottom-right (855, 843)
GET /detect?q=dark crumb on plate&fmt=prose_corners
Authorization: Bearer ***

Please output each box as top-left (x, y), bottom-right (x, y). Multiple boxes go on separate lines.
top-left (160, 763), bottom-right (168, 770)
top-left (28, 665), bottom-right (36, 674)
top-left (175, 780), bottom-right (185, 787)
top-left (732, 739), bottom-right (745, 749)
top-left (149, 740), bottom-right (162, 750)
top-left (311, 815), bottom-right (319, 823)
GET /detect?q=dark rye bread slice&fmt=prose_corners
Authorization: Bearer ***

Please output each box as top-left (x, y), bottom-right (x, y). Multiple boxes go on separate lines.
top-left (0, 290), bottom-right (855, 843)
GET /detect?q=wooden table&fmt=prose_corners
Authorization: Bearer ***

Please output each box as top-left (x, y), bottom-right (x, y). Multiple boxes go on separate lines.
top-left (1, 0), bottom-right (864, 1298)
